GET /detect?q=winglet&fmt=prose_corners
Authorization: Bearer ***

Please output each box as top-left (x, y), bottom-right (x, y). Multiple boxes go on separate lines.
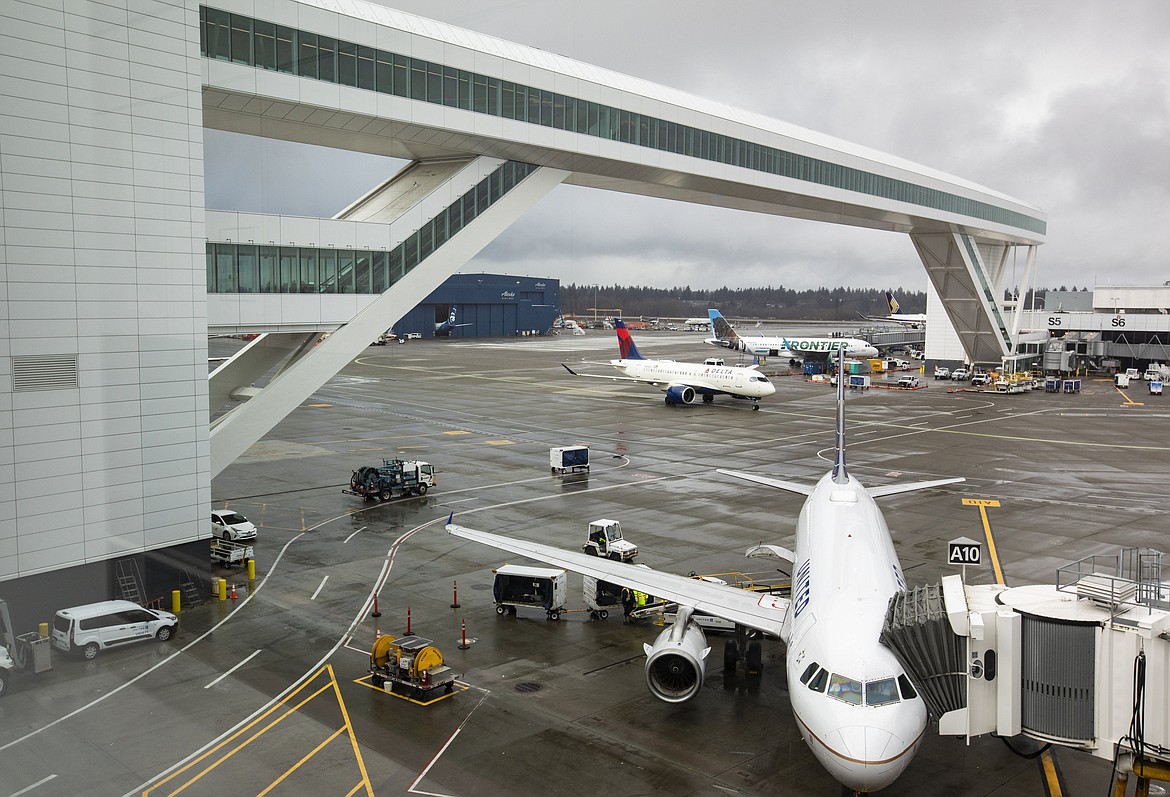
top-left (446, 511), bottom-right (453, 528)
top-left (832, 347), bottom-right (848, 484)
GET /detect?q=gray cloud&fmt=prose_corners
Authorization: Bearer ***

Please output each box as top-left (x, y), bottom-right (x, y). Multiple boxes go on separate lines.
top-left (204, 1), bottom-right (1170, 290)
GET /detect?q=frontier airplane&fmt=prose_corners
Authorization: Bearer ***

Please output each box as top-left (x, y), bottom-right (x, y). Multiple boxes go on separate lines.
top-left (706, 309), bottom-right (879, 361)
top-left (561, 319), bottom-right (775, 409)
top-left (447, 349), bottom-right (965, 793)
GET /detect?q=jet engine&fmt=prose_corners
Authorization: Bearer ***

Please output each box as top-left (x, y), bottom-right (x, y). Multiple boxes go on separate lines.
top-left (642, 606), bottom-right (710, 703)
top-left (664, 385), bottom-right (697, 405)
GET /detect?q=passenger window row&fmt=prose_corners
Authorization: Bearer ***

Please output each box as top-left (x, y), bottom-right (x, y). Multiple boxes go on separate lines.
top-left (799, 662), bottom-right (918, 706)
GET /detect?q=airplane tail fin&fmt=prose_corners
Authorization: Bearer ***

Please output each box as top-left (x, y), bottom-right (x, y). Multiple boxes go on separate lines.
top-left (614, 319), bottom-right (645, 360)
top-left (832, 348), bottom-right (848, 483)
top-left (707, 309), bottom-right (741, 349)
top-left (885, 291), bottom-right (901, 315)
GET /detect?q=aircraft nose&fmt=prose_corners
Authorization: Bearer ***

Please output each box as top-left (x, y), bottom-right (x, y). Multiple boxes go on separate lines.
top-left (828, 725), bottom-right (897, 762)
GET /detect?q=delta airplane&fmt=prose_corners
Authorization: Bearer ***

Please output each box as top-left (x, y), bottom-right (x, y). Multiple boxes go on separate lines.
top-left (706, 309), bottom-right (879, 361)
top-left (435, 305), bottom-right (473, 336)
top-left (858, 291), bottom-right (927, 329)
top-left (446, 349), bottom-right (964, 793)
top-left (561, 319), bottom-right (775, 409)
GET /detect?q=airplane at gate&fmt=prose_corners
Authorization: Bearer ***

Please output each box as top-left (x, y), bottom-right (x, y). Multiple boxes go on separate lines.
top-left (561, 319), bottom-right (775, 409)
top-left (858, 291), bottom-right (927, 329)
top-left (706, 309), bottom-right (878, 361)
top-left (447, 349), bottom-right (964, 793)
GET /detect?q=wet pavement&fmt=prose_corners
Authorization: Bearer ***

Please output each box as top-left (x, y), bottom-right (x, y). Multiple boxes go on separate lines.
top-left (2, 330), bottom-right (1167, 796)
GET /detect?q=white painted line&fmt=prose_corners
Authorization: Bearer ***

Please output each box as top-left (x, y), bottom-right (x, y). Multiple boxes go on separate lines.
top-left (9, 775), bottom-right (57, 796)
top-left (204, 649), bottom-right (261, 690)
top-left (311, 575), bottom-right (330, 600)
top-left (343, 526), bottom-right (366, 544)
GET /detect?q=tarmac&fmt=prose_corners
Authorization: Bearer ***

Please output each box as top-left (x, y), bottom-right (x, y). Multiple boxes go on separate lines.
top-left (2, 328), bottom-right (1168, 797)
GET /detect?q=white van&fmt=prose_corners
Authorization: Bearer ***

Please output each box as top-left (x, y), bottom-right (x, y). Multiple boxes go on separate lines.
top-left (51, 600), bottom-right (177, 659)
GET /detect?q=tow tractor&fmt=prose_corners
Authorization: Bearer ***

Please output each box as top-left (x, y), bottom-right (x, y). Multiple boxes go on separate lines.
top-left (368, 634), bottom-right (456, 697)
top-left (345, 459), bottom-right (436, 501)
top-left (582, 519), bottom-right (638, 561)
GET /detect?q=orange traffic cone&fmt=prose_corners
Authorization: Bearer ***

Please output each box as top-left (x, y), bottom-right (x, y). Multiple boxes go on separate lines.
top-left (230, 583), bottom-right (237, 600)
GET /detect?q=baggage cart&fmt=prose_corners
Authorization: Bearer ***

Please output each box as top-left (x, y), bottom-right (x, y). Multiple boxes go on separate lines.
top-left (211, 538), bottom-right (254, 567)
top-left (583, 575), bottom-right (624, 619)
top-left (550, 445), bottom-right (589, 475)
top-left (492, 565), bottom-right (567, 620)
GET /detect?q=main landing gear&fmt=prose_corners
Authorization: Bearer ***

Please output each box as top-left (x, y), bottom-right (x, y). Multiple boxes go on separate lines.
top-left (722, 624), bottom-right (763, 677)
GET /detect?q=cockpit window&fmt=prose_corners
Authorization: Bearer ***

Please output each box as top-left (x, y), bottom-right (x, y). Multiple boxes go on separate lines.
top-left (898, 674), bottom-right (918, 700)
top-left (808, 668), bottom-right (828, 693)
top-left (827, 674), bottom-right (863, 705)
top-left (800, 662), bottom-right (819, 685)
top-left (866, 678), bottom-right (900, 706)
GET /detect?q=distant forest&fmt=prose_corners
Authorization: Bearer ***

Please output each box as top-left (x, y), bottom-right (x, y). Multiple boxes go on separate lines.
top-left (559, 285), bottom-right (1075, 321)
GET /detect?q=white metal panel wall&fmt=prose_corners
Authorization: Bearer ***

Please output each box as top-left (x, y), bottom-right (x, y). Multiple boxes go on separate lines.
top-left (0, 0), bottom-right (209, 579)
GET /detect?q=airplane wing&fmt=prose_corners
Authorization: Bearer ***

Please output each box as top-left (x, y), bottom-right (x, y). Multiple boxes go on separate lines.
top-left (446, 520), bottom-right (788, 637)
top-left (717, 468), bottom-right (815, 497)
top-left (865, 477), bottom-right (965, 498)
top-left (561, 363), bottom-right (653, 384)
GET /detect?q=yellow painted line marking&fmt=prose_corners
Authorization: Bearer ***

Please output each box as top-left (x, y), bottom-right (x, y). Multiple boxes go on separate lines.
top-left (1040, 748), bottom-right (1064, 796)
top-left (484, 440), bottom-right (514, 446)
top-left (305, 403), bottom-right (333, 408)
top-left (443, 430), bottom-right (472, 435)
top-left (962, 498), bottom-right (1001, 507)
top-left (144, 665), bottom-right (372, 797)
top-left (1115, 386), bottom-right (1143, 406)
top-left (353, 674), bottom-right (469, 705)
top-left (977, 504), bottom-right (1006, 586)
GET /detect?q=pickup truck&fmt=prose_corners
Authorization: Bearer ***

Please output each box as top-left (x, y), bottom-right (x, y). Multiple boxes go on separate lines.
top-left (896, 375), bottom-right (921, 388)
top-left (951, 368), bottom-right (971, 381)
top-left (933, 367), bottom-right (950, 380)
top-left (971, 373), bottom-right (992, 387)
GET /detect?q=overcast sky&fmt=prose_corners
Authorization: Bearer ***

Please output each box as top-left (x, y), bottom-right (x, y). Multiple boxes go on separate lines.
top-left (204, 1), bottom-right (1170, 292)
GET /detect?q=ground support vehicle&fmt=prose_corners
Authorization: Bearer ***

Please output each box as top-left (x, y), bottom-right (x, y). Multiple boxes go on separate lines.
top-left (211, 538), bottom-right (254, 567)
top-left (368, 634), bottom-right (456, 697)
top-left (51, 600), bottom-right (177, 659)
top-left (583, 519), bottom-right (637, 561)
top-left (1, 599), bottom-right (17, 696)
top-left (0, 645), bottom-right (12, 697)
top-left (345, 459), bottom-right (435, 500)
top-left (933, 367), bottom-right (950, 379)
top-left (896, 375), bottom-right (921, 388)
top-left (848, 375), bottom-right (871, 390)
top-left (971, 373), bottom-right (991, 387)
top-left (550, 445), bottom-right (589, 474)
top-left (492, 565), bottom-right (567, 620)
top-left (951, 368), bottom-right (971, 381)
top-left (1151, 380), bottom-right (1164, 396)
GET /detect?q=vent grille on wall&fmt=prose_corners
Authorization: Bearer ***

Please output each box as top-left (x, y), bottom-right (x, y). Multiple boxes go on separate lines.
top-left (11, 355), bottom-right (80, 391)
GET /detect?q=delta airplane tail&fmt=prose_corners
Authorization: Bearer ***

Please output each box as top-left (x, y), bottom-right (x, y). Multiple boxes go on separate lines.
top-left (614, 319), bottom-right (646, 360)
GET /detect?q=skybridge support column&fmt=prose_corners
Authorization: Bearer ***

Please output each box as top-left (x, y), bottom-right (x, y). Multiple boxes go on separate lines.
top-left (208, 162), bottom-right (568, 478)
top-left (208, 332), bottom-right (319, 418)
top-left (911, 233), bottom-right (1021, 366)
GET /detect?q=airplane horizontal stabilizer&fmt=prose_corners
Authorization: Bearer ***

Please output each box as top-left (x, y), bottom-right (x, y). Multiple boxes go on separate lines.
top-left (446, 520), bottom-right (788, 637)
top-left (865, 477), bottom-right (965, 498)
top-left (716, 468), bottom-right (815, 497)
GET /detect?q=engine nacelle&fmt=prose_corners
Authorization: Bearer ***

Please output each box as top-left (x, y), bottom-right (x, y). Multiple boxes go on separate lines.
top-left (642, 612), bottom-right (710, 703)
top-left (664, 385), bottom-right (697, 405)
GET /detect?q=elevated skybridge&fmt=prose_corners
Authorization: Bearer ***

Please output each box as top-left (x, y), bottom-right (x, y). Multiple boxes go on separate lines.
top-left (199, 0), bottom-right (1045, 474)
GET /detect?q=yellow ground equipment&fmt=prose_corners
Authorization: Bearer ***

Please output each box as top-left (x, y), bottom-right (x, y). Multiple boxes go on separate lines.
top-left (369, 634), bottom-right (456, 696)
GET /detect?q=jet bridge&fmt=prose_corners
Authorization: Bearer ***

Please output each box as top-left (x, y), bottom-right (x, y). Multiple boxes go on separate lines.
top-left (882, 547), bottom-right (1170, 789)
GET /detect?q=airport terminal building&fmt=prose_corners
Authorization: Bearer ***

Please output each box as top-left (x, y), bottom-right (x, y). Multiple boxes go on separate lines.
top-left (2, 0), bottom-right (1049, 628)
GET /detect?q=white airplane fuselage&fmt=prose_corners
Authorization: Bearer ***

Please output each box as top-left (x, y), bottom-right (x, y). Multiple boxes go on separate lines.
top-left (783, 472), bottom-right (927, 793)
top-left (722, 335), bottom-right (879, 360)
top-left (613, 358), bottom-right (776, 400)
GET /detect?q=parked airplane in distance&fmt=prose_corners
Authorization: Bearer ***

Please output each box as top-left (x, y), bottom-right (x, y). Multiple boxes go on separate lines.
top-left (858, 291), bottom-right (927, 329)
top-left (447, 350), bottom-right (965, 793)
top-left (706, 309), bottom-right (878, 362)
top-left (561, 319), bottom-right (775, 409)
top-left (435, 305), bottom-right (473, 336)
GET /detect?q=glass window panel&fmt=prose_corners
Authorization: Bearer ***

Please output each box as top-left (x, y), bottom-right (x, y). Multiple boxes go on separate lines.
top-left (393, 54), bottom-right (410, 97)
top-left (215, 244), bottom-right (236, 293)
top-left (587, 102), bottom-right (599, 136)
top-left (259, 246), bottom-right (278, 292)
top-left (552, 93), bottom-right (565, 129)
top-left (447, 202), bottom-right (462, 237)
top-left (349, 251), bottom-right (366, 294)
top-left (827, 674), bottom-right (863, 705)
top-left (371, 250), bottom-right (386, 293)
top-left (253, 20), bottom-right (275, 70)
top-left (462, 191), bottom-right (476, 223)
top-left (486, 77), bottom-right (499, 116)
top-left (205, 7), bottom-right (231, 61)
top-left (514, 84), bottom-right (527, 122)
top-left (472, 74), bottom-right (488, 114)
top-left (458, 70), bottom-right (470, 109)
top-left (432, 215), bottom-right (447, 250)
top-left (337, 41), bottom-right (357, 87)
top-left (229, 15), bottom-right (252, 65)
top-left (205, 244), bottom-right (215, 292)
top-left (355, 46), bottom-right (374, 91)
top-left (418, 224), bottom-right (434, 261)
top-left (317, 35), bottom-right (336, 83)
top-left (898, 674), bottom-right (918, 700)
top-left (298, 32), bottom-right (318, 80)
top-left (599, 104), bottom-right (613, 139)
top-left (410, 59), bottom-right (426, 100)
top-left (540, 89), bottom-right (552, 126)
top-left (337, 249), bottom-right (355, 293)
top-left (443, 66), bottom-right (458, 107)
top-left (319, 248), bottom-right (336, 293)
top-left (279, 247), bottom-right (297, 291)
top-left (276, 26), bottom-right (295, 73)
top-left (403, 238), bottom-right (418, 272)
top-left (236, 244), bottom-right (258, 293)
top-left (527, 87), bottom-right (540, 125)
top-left (809, 668), bottom-right (828, 693)
top-left (501, 82), bottom-right (515, 119)
top-left (376, 51), bottom-right (392, 93)
top-left (866, 678), bottom-right (900, 707)
top-left (427, 62), bottom-right (442, 102)
top-left (388, 246), bottom-right (403, 285)
top-left (298, 248), bottom-right (317, 293)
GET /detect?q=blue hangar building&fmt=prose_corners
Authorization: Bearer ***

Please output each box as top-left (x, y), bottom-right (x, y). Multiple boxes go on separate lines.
top-left (396, 274), bottom-right (560, 338)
